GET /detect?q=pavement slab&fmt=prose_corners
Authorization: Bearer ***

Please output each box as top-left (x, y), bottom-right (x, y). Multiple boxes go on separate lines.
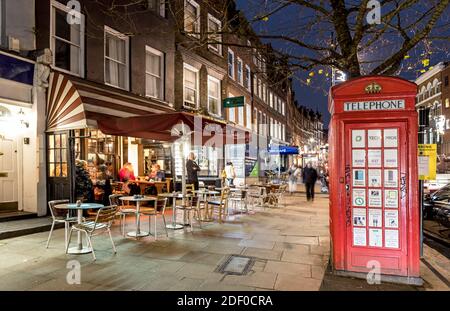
top-left (0, 189), bottom-right (448, 291)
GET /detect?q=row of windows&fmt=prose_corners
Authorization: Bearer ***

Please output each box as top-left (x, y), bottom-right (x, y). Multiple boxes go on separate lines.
top-left (184, 0), bottom-right (223, 56)
top-left (228, 48), bottom-right (286, 117)
top-left (51, 1), bottom-right (165, 100)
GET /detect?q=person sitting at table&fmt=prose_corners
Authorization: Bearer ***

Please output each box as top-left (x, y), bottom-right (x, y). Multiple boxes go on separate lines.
top-left (147, 164), bottom-right (158, 180)
top-left (119, 162), bottom-right (136, 182)
top-left (155, 164), bottom-right (166, 181)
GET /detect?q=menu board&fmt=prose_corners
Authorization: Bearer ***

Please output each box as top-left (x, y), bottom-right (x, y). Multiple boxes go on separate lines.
top-left (350, 128), bottom-right (401, 250)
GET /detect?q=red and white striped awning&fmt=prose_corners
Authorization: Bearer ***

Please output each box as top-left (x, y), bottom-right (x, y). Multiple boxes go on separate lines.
top-left (46, 72), bottom-right (174, 132)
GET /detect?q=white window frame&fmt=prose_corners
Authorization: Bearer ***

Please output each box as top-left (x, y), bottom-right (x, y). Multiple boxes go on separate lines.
top-left (145, 45), bottom-right (164, 100)
top-left (228, 49), bottom-right (235, 79)
top-left (207, 13), bottom-right (222, 55)
top-left (228, 93), bottom-right (235, 123)
top-left (238, 104), bottom-right (244, 126)
top-left (50, 0), bottom-right (85, 77)
top-left (183, 63), bottom-right (199, 109)
top-left (262, 83), bottom-right (266, 103)
top-left (207, 75), bottom-right (221, 117)
top-left (269, 92), bottom-right (273, 108)
top-left (245, 65), bottom-right (251, 91)
top-left (258, 79), bottom-right (262, 98)
top-left (184, 0), bottom-right (200, 38)
top-left (246, 103), bottom-right (251, 129)
top-left (237, 57), bottom-right (243, 85)
top-left (253, 75), bottom-right (257, 96)
top-left (104, 25), bottom-right (130, 90)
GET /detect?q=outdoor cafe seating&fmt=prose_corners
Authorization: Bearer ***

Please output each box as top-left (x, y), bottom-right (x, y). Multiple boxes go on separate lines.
top-left (66, 205), bottom-right (119, 261)
top-left (46, 180), bottom-right (288, 261)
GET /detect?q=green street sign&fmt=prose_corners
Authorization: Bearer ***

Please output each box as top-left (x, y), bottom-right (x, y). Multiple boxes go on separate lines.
top-left (223, 96), bottom-right (244, 108)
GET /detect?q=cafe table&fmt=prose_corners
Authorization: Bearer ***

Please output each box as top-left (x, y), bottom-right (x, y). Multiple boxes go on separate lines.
top-left (56, 203), bottom-right (104, 254)
top-left (158, 192), bottom-right (192, 230)
top-left (193, 190), bottom-right (220, 222)
top-left (119, 196), bottom-right (157, 238)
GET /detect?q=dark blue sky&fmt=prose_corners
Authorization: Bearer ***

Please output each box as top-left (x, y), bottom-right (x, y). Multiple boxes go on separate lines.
top-left (235, 1), bottom-right (450, 128)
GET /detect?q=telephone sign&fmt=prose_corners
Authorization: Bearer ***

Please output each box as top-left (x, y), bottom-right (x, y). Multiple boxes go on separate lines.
top-left (328, 76), bottom-right (421, 285)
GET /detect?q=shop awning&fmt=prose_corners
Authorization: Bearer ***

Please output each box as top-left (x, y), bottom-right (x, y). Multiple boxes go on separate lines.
top-left (46, 72), bottom-right (174, 132)
top-left (268, 146), bottom-right (299, 155)
top-left (97, 111), bottom-right (250, 143)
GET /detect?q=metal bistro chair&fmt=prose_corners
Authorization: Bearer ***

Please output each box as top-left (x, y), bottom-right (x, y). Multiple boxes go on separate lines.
top-left (268, 184), bottom-right (288, 208)
top-left (109, 194), bottom-right (136, 236)
top-left (141, 198), bottom-right (169, 239)
top-left (46, 200), bottom-right (78, 249)
top-left (228, 189), bottom-right (248, 214)
top-left (208, 187), bottom-right (231, 223)
top-left (247, 185), bottom-right (267, 209)
top-left (176, 195), bottom-right (204, 231)
top-left (66, 205), bottom-right (119, 261)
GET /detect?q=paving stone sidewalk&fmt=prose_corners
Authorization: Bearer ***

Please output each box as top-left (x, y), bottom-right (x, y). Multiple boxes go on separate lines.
top-left (0, 191), bottom-right (448, 291)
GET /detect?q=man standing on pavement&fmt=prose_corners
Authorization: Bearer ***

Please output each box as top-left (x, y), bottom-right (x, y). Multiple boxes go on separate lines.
top-left (303, 162), bottom-right (318, 201)
top-left (186, 152), bottom-right (201, 190)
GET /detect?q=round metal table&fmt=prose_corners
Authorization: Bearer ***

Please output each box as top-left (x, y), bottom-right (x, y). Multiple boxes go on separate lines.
top-left (194, 190), bottom-right (220, 221)
top-left (119, 196), bottom-right (157, 238)
top-left (158, 192), bottom-right (192, 230)
top-left (57, 203), bottom-right (104, 254)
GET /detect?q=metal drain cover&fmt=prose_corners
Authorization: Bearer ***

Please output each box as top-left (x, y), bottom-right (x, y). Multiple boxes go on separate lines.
top-left (216, 255), bottom-right (255, 275)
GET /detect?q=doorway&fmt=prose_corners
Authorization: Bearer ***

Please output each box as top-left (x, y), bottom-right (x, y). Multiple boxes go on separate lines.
top-left (0, 137), bottom-right (18, 211)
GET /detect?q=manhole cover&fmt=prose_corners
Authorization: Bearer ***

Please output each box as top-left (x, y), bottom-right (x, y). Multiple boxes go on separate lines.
top-left (216, 255), bottom-right (255, 275)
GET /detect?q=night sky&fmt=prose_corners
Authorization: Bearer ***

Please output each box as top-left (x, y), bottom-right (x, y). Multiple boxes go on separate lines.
top-left (235, 1), bottom-right (450, 128)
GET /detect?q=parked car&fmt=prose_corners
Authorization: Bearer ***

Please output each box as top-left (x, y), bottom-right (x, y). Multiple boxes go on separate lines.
top-left (424, 183), bottom-right (450, 226)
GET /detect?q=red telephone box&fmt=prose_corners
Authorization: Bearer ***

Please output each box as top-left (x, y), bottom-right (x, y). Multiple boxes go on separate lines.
top-left (328, 76), bottom-right (421, 284)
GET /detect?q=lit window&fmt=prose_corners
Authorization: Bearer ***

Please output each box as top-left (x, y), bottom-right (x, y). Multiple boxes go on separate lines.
top-left (104, 26), bottom-right (129, 90)
top-left (208, 76), bottom-right (221, 116)
top-left (184, 0), bottom-right (200, 36)
top-left (207, 14), bottom-right (222, 54)
top-left (145, 46), bottom-right (164, 100)
top-left (246, 104), bottom-right (251, 129)
top-left (228, 49), bottom-right (235, 79)
top-left (183, 64), bottom-right (198, 109)
top-left (228, 93), bottom-right (235, 122)
top-left (446, 98), bottom-right (450, 108)
top-left (51, 0), bottom-right (85, 76)
top-left (238, 104), bottom-right (244, 126)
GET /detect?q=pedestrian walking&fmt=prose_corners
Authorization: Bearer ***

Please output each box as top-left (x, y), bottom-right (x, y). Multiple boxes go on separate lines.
top-left (224, 162), bottom-right (236, 186)
top-left (287, 164), bottom-right (301, 194)
top-left (303, 162), bottom-right (318, 201)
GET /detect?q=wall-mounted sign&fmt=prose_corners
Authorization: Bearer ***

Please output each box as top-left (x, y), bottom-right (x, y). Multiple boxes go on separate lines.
top-left (353, 208), bottom-right (366, 227)
top-left (223, 96), bottom-right (245, 108)
top-left (418, 144), bottom-right (437, 180)
top-left (369, 228), bottom-right (383, 247)
top-left (344, 99), bottom-right (405, 112)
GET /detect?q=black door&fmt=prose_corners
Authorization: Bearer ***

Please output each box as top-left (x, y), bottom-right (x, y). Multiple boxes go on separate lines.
top-left (47, 132), bottom-right (71, 204)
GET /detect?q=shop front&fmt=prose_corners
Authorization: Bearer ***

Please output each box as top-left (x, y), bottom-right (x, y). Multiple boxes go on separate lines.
top-left (46, 72), bottom-right (175, 203)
